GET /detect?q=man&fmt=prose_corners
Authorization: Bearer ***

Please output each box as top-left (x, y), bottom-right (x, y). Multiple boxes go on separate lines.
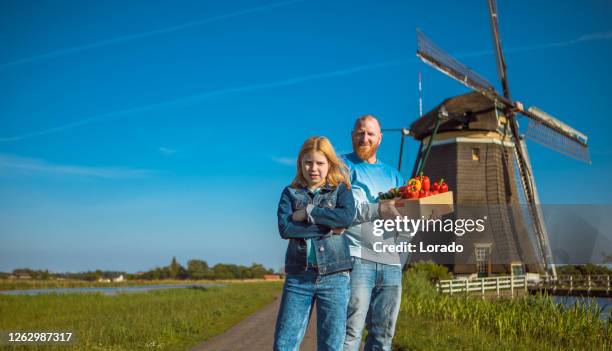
top-left (342, 115), bottom-right (405, 351)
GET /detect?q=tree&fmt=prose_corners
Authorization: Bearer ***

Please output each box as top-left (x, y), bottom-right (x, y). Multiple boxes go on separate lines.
top-left (187, 260), bottom-right (210, 279)
top-left (249, 263), bottom-right (271, 279)
top-left (169, 257), bottom-right (180, 279)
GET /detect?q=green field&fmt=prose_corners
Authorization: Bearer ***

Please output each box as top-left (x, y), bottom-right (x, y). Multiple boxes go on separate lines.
top-left (3, 273), bottom-right (610, 351)
top-left (0, 281), bottom-right (282, 350)
top-left (0, 278), bottom-right (248, 291)
top-left (393, 270), bottom-right (612, 351)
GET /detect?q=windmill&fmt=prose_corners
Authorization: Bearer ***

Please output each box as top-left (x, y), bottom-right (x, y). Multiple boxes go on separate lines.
top-left (408, 0), bottom-right (590, 278)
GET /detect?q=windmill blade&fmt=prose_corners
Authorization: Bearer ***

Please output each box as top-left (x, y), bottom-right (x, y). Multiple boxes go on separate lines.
top-left (513, 138), bottom-right (557, 278)
top-left (416, 29), bottom-right (494, 94)
top-left (487, 0), bottom-right (512, 100)
top-left (523, 107), bottom-right (590, 163)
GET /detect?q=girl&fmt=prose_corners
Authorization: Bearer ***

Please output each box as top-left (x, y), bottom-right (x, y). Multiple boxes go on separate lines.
top-left (274, 136), bottom-right (356, 351)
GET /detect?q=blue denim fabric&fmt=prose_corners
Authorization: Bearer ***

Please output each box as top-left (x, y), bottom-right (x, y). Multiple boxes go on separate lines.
top-left (277, 182), bottom-right (356, 275)
top-left (274, 268), bottom-right (351, 351)
top-left (343, 258), bottom-right (402, 351)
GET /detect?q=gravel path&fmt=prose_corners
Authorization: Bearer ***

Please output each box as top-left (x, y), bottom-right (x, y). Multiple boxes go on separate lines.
top-left (190, 295), bottom-right (317, 351)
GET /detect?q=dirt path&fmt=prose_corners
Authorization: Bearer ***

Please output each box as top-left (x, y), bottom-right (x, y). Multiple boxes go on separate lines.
top-left (190, 295), bottom-right (317, 351)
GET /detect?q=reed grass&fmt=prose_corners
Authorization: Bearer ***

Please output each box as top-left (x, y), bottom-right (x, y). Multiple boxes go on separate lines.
top-left (393, 271), bottom-right (611, 350)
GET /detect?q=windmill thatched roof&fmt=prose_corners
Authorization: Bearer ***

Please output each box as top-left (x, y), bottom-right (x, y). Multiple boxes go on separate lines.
top-left (410, 92), bottom-right (503, 140)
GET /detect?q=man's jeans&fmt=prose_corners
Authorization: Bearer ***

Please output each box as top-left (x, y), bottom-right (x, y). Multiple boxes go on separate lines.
top-left (343, 257), bottom-right (402, 351)
top-left (274, 268), bottom-right (350, 351)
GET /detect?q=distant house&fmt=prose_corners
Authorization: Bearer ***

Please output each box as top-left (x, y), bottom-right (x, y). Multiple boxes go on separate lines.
top-left (98, 277), bottom-right (111, 283)
top-left (264, 274), bottom-right (281, 281)
top-left (113, 274), bottom-right (125, 282)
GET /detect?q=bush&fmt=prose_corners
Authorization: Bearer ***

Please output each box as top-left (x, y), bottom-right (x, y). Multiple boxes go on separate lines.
top-left (405, 261), bottom-right (452, 282)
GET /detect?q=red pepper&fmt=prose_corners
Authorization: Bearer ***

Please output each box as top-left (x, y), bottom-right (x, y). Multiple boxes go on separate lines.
top-left (416, 173), bottom-right (431, 192)
top-left (405, 186), bottom-right (419, 199)
top-left (439, 179), bottom-right (448, 193)
top-left (407, 178), bottom-right (422, 192)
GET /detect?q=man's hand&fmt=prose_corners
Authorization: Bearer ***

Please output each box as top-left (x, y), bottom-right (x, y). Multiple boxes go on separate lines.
top-left (331, 228), bottom-right (346, 235)
top-left (379, 199), bottom-right (401, 220)
top-left (292, 209), bottom-right (307, 222)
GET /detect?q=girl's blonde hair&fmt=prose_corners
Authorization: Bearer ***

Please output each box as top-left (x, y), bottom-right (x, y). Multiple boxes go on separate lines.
top-left (290, 136), bottom-right (351, 189)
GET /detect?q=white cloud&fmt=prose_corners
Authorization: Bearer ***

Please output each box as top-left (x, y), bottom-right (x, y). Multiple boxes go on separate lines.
top-left (271, 156), bottom-right (296, 166)
top-left (0, 60), bottom-right (405, 143)
top-left (0, 0), bottom-right (305, 71)
top-left (158, 147), bottom-right (177, 155)
top-left (455, 31), bottom-right (612, 59)
top-left (0, 153), bottom-right (155, 179)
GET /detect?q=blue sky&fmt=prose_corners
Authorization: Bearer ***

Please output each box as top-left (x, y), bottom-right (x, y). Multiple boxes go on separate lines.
top-left (1, 0), bottom-right (611, 273)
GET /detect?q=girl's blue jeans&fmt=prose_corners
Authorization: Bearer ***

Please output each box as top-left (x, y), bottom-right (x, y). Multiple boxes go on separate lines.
top-left (273, 267), bottom-right (351, 351)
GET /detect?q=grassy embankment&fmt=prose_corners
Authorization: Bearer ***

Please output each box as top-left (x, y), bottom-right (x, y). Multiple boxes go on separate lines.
top-left (0, 281), bottom-right (282, 350)
top-left (393, 270), bottom-right (612, 351)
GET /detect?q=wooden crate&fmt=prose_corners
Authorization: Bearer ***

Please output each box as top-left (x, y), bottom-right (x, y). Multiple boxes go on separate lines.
top-left (394, 191), bottom-right (454, 218)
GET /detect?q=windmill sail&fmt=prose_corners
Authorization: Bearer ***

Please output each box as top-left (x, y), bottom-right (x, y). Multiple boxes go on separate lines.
top-left (524, 107), bottom-right (590, 163)
top-left (416, 28), bottom-right (590, 164)
top-left (416, 29), bottom-right (493, 94)
top-left (487, 0), bottom-right (511, 99)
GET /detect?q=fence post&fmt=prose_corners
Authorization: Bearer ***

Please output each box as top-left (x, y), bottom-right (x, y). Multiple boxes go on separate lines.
top-left (524, 275), bottom-right (528, 294)
top-left (496, 277), bottom-right (500, 298)
top-left (481, 278), bottom-right (485, 299)
top-left (449, 281), bottom-right (453, 296)
top-left (570, 276), bottom-right (573, 293)
top-left (510, 275), bottom-right (514, 298)
top-left (588, 275), bottom-right (591, 294)
top-left (465, 279), bottom-right (469, 294)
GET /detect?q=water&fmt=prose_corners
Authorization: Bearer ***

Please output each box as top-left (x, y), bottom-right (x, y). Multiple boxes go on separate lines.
top-left (553, 296), bottom-right (612, 321)
top-left (0, 284), bottom-right (224, 296)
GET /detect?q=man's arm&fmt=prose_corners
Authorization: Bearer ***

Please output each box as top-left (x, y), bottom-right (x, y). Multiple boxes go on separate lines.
top-left (305, 183), bottom-right (356, 228)
top-left (353, 199), bottom-right (380, 224)
top-left (277, 187), bottom-right (328, 239)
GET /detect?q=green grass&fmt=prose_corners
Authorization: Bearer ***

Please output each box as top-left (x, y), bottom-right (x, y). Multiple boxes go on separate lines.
top-left (0, 281), bottom-right (282, 350)
top-left (392, 271), bottom-right (612, 350)
top-left (0, 278), bottom-right (261, 291)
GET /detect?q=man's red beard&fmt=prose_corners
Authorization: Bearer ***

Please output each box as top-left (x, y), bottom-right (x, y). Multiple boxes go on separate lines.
top-left (353, 140), bottom-right (379, 161)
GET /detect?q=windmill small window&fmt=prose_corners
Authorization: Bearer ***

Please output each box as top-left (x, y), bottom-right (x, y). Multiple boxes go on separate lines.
top-left (475, 244), bottom-right (492, 276)
top-left (471, 148), bottom-right (480, 161)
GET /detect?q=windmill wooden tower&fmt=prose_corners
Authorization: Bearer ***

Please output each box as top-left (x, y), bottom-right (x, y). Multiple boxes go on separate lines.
top-left (406, 0), bottom-right (590, 278)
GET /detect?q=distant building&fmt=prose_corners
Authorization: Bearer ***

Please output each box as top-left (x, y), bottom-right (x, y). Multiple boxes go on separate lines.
top-left (264, 274), bottom-right (281, 281)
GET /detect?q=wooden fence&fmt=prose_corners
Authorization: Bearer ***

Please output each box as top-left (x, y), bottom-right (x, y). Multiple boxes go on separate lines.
top-left (437, 275), bottom-right (612, 298)
top-left (437, 275), bottom-right (528, 298)
top-left (539, 275), bottom-right (611, 295)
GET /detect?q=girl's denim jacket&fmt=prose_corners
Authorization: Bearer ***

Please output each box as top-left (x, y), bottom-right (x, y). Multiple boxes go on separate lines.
top-left (277, 182), bottom-right (356, 275)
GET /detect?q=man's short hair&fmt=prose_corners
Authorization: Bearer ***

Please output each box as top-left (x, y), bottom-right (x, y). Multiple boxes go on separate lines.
top-left (353, 114), bottom-right (381, 132)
